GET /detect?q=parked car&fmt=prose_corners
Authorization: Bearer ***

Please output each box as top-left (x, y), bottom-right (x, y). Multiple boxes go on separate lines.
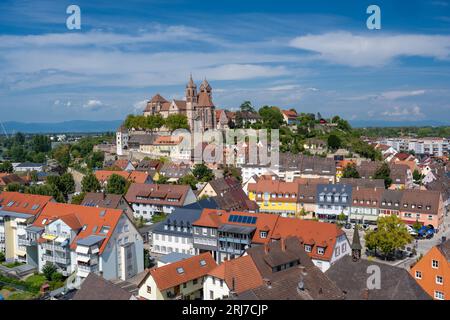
top-left (418, 225), bottom-right (435, 239)
top-left (344, 223), bottom-right (352, 230)
top-left (405, 225), bottom-right (418, 236)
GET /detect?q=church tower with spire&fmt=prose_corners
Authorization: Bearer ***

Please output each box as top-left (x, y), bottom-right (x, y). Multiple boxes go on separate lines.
top-left (185, 74), bottom-right (198, 131)
top-left (351, 225), bottom-right (362, 262)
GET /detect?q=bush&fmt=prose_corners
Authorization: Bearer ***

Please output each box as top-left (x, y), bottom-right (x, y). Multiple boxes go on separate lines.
top-left (42, 263), bottom-right (58, 281)
top-left (24, 274), bottom-right (47, 292)
top-left (51, 272), bottom-right (64, 282)
top-left (0, 251), bottom-right (5, 262)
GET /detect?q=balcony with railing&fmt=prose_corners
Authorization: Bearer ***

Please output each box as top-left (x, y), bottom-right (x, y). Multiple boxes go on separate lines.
top-left (18, 235), bottom-right (34, 247)
top-left (42, 253), bottom-right (70, 265)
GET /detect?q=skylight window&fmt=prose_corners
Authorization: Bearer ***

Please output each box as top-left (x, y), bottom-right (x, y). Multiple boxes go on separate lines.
top-left (7, 201), bottom-right (14, 207)
top-left (199, 260), bottom-right (206, 267)
top-left (100, 210), bottom-right (106, 217)
top-left (100, 226), bottom-right (110, 234)
top-left (31, 204), bottom-right (39, 210)
top-left (176, 267), bottom-right (184, 274)
top-left (42, 218), bottom-right (47, 225)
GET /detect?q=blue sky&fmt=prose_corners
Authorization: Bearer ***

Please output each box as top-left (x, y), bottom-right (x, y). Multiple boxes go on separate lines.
top-left (0, 0), bottom-right (450, 124)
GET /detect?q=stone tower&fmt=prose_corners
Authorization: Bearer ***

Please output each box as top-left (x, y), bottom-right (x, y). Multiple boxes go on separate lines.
top-left (185, 74), bottom-right (197, 131)
top-left (351, 225), bottom-right (362, 262)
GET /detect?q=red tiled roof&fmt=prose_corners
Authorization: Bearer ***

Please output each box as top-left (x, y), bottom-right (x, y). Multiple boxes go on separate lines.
top-left (271, 218), bottom-right (345, 262)
top-left (0, 192), bottom-right (52, 216)
top-left (95, 170), bottom-right (130, 183)
top-left (33, 202), bottom-right (123, 254)
top-left (125, 183), bottom-right (191, 207)
top-left (208, 255), bottom-right (263, 294)
top-left (149, 252), bottom-right (217, 291)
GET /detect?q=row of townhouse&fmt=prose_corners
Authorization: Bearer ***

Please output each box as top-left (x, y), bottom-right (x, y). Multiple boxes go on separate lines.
top-left (241, 153), bottom-right (336, 183)
top-left (125, 183), bottom-right (197, 219)
top-left (0, 192), bottom-right (144, 284)
top-left (247, 179), bottom-right (445, 228)
top-left (138, 234), bottom-right (430, 301)
top-left (152, 208), bottom-right (350, 272)
top-left (380, 137), bottom-right (449, 157)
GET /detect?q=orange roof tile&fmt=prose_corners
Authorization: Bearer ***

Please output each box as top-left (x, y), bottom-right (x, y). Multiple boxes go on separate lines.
top-left (33, 202), bottom-right (123, 254)
top-left (271, 218), bottom-right (345, 261)
top-left (208, 255), bottom-right (263, 294)
top-left (95, 170), bottom-right (130, 183)
top-left (149, 252), bottom-right (217, 291)
top-left (0, 191), bottom-right (52, 216)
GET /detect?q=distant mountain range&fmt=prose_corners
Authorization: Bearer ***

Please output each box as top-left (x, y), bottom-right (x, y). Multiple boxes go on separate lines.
top-left (0, 120), bottom-right (123, 134)
top-left (0, 119), bottom-right (448, 134)
top-left (350, 120), bottom-right (450, 128)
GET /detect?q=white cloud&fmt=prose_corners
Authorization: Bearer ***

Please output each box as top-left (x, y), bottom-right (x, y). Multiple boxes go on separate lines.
top-left (200, 64), bottom-right (289, 80)
top-left (83, 99), bottom-right (104, 111)
top-left (381, 90), bottom-right (426, 100)
top-left (289, 32), bottom-right (450, 67)
top-left (382, 105), bottom-right (424, 117)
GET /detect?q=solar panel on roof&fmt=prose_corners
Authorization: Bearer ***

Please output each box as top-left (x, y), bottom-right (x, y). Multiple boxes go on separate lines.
top-left (242, 216), bottom-right (248, 223)
top-left (236, 216), bottom-right (244, 223)
top-left (250, 217), bottom-right (257, 224)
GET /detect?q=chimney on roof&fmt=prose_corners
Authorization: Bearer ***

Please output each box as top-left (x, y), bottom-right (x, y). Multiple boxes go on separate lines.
top-left (281, 237), bottom-right (286, 252)
top-left (263, 278), bottom-right (271, 288)
top-left (362, 288), bottom-right (369, 300)
top-left (232, 277), bottom-right (236, 292)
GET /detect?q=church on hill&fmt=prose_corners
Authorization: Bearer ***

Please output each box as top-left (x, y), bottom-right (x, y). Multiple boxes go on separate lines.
top-left (143, 75), bottom-right (217, 132)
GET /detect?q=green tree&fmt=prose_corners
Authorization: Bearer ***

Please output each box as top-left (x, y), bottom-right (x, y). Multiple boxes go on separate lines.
top-left (0, 161), bottom-right (13, 173)
top-left (365, 215), bottom-right (412, 258)
top-left (327, 134), bottom-right (341, 150)
top-left (239, 101), bottom-right (256, 113)
top-left (6, 182), bottom-right (24, 192)
top-left (52, 144), bottom-right (71, 169)
top-left (146, 114), bottom-right (165, 132)
top-left (342, 163), bottom-right (360, 179)
top-left (71, 192), bottom-right (86, 205)
top-left (81, 173), bottom-right (101, 192)
top-left (192, 163), bottom-right (214, 182)
top-left (413, 169), bottom-right (424, 185)
top-left (258, 106), bottom-right (284, 129)
top-left (31, 135), bottom-right (51, 153)
top-left (106, 174), bottom-right (127, 194)
top-left (86, 151), bottom-right (104, 169)
top-left (164, 114), bottom-right (189, 132)
top-left (42, 263), bottom-right (58, 281)
top-left (155, 174), bottom-right (169, 184)
top-left (0, 251), bottom-right (5, 262)
top-left (374, 162), bottom-right (393, 188)
top-left (9, 145), bottom-right (27, 162)
top-left (30, 170), bottom-right (39, 183)
top-left (178, 174), bottom-right (198, 190)
top-left (59, 173), bottom-right (75, 198)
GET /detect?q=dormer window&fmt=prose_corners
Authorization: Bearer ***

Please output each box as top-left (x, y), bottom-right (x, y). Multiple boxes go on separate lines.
top-left (317, 247), bottom-right (325, 255)
top-left (304, 245), bottom-right (312, 253)
top-left (260, 231), bottom-right (268, 239)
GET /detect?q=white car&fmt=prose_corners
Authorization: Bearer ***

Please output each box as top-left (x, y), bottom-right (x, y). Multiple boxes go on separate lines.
top-left (406, 225), bottom-right (418, 236)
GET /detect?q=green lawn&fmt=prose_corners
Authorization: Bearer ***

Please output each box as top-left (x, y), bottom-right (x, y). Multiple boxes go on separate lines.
top-left (2, 261), bottom-right (24, 268)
